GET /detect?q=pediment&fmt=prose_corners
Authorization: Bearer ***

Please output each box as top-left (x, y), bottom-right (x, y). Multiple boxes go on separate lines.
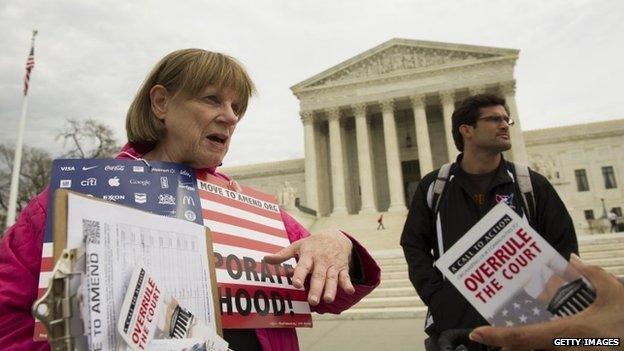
top-left (292, 38), bottom-right (518, 92)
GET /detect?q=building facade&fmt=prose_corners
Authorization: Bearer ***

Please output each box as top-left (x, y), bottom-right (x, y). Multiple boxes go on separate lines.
top-left (223, 39), bottom-right (623, 235)
top-left (290, 38), bottom-right (528, 216)
top-left (524, 120), bottom-right (624, 234)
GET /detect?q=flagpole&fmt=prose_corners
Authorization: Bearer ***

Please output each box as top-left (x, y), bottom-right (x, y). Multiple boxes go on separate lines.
top-left (6, 30), bottom-right (37, 227)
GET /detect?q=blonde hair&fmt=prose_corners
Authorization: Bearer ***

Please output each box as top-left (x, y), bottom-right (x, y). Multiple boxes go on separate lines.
top-left (126, 49), bottom-right (256, 142)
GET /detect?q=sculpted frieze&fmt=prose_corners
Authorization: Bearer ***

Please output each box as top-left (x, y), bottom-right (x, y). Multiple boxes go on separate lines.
top-left (296, 60), bottom-right (514, 111)
top-left (309, 45), bottom-right (497, 87)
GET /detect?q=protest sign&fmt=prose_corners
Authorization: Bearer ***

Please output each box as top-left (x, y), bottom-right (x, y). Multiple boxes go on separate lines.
top-left (435, 203), bottom-right (593, 327)
top-left (37, 158), bottom-right (311, 340)
top-left (196, 174), bottom-right (312, 328)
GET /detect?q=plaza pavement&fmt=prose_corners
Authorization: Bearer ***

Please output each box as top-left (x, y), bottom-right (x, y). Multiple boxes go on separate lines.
top-left (298, 317), bottom-right (427, 351)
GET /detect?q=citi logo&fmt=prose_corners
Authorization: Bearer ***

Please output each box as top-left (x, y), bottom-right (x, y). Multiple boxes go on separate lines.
top-left (60, 166), bottom-right (75, 171)
top-left (80, 178), bottom-right (97, 186)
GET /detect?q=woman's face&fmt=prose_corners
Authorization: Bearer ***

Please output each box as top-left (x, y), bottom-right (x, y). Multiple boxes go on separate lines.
top-left (157, 85), bottom-right (241, 168)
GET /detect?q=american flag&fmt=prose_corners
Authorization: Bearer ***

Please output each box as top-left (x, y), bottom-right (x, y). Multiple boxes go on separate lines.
top-left (489, 290), bottom-right (556, 327)
top-left (24, 30), bottom-right (37, 96)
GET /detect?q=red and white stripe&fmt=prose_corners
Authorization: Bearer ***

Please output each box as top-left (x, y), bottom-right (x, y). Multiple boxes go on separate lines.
top-left (198, 175), bottom-right (312, 329)
top-left (34, 242), bottom-right (53, 340)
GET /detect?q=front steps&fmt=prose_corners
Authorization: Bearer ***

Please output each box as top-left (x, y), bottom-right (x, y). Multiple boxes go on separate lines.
top-left (314, 233), bottom-right (624, 321)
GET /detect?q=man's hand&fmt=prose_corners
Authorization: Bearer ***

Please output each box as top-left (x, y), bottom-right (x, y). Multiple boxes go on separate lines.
top-left (469, 254), bottom-right (624, 350)
top-left (264, 231), bottom-right (355, 306)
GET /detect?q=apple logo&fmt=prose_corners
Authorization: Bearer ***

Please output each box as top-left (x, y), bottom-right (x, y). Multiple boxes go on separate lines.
top-left (108, 176), bottom-right (120, 187)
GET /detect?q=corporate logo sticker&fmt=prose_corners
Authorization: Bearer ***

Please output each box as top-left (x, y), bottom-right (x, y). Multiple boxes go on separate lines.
top-left (132, 166), bottom-right (145, 173)
top-left (134, 193), bottom-right (147, 204)
top-left (182, 196), bottom-right (195, 206)
top-left (178, 183), bottom-right (195, 192)
top-left (60, 179), bottom-right (72, 188)
top-left (103, 194), bottom-right (125, 202)
top-left (60, 166), bottom-right (75, 171)
top-left (81, 178), bottom-right (97, 187)
top-left (184, 210), bottom-right (197, 221)
top-left (158, 194), bottom-right (175, 205)
top-left (130, 179), bottom-right (151, 186)
top-left (82, 166), bottom-right (99, 171)
top-left (104, 165), bottom-right (125, 171)
top-left (151, 167), bottom-right (175, 174)
top-left (108, 177), bottom-right (121, 187)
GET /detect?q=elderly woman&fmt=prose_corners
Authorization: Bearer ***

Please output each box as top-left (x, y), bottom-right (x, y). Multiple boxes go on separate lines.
top-left (0, 49), bottom-right (380, 350)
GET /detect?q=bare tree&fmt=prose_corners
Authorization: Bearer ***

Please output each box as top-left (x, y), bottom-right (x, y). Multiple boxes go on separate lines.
top-left (1, 119), bottom-right (119, 235)
top-left (0, 144), bottom-right (52, 235)
top-left (56, 118), bottom-right (119, 158)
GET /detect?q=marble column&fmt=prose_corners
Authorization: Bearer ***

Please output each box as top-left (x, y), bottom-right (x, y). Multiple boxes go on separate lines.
top-left (501, 81), bottom-right (529, 164)
top-left (440, 91), bottom-right (459, 162)
top-left (411, 95), bottom-right (433, 175)
top-left (381, 100), bottom-right (406, 212)
top-left (301, 111), bottom-right (319, 214)
top-left (470, 86), bottom-right (487, 95)
top-left (327, 108), bottom-right (348, 215)
top-left (354, 103), bottom-right (377, 213)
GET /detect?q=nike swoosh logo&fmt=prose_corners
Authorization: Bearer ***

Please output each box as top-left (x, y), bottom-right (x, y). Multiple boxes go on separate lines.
top-left (82, 166), bottom-right (99, 171)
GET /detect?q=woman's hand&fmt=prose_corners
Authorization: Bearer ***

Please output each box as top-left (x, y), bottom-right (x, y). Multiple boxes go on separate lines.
top-left (264, 231), bottom-right (355, 306)
top-left (469, 254), bottom-right (624, 350)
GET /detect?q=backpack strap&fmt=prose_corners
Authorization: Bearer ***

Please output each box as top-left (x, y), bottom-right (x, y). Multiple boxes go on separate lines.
top-left (426, 162), bottom-right (453, 270)
top-left (512, 162), bottom-right (536, 222)
top-left (427, 162), bottom-right (453, 213)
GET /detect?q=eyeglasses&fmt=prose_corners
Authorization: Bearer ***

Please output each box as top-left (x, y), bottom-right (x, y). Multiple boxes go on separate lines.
top-left (477, 115), bottom-right (515, 126)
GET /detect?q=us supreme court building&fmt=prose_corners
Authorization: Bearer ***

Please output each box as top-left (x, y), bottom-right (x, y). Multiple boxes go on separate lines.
top-left (224, 38), bottom-right (624, 235)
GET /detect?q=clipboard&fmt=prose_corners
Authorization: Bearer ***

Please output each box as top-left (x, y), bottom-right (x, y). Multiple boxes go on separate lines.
top-left (33, 189), bottom-right (222, 350)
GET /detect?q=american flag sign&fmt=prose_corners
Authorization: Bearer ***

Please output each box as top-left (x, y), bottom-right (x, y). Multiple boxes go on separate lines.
top-left (196, 173), bottom-right (312, 328)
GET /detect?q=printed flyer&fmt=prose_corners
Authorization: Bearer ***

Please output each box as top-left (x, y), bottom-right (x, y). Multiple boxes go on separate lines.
top-left (435, 203), bottom-right (595, 327)
top-left (36, 159), bottom-right (202, 340)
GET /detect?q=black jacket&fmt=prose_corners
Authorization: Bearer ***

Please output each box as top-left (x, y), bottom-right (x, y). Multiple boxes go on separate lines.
top-left (400, 155), bottom-right (579, 336)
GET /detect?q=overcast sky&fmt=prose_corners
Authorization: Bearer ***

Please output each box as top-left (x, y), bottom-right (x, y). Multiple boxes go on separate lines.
top-left (1, 0), bottom-right (622, 167)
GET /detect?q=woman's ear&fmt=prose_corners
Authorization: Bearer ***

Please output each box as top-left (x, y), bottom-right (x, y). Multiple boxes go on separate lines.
top-left (149, 85), bottom-right (168, 121)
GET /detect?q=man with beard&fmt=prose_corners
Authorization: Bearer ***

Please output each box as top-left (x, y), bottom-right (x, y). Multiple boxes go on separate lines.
top-left (400, 94), bottom-right (578, 351)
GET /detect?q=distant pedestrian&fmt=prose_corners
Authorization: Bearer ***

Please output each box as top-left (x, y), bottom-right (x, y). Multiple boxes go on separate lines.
top-left (377, 214), bottom-right (385, 230)
top-left (608, 209), bottom-right (618, 232)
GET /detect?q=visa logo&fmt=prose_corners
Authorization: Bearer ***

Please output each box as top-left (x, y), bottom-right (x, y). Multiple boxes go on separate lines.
top-left (60, 166), bottom-right (75, 171)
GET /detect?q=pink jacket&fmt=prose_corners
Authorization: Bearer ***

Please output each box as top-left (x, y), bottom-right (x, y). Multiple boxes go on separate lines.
top-left (0, 143), bottom-right (381, 351)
